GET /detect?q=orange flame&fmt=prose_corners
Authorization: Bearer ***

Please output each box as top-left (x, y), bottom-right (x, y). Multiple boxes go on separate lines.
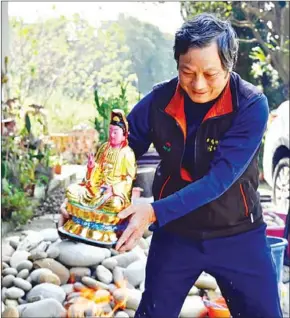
top-left (68, 273), bottom-right (76, 284)
top-left (66, 279), bottom-right (128, 318)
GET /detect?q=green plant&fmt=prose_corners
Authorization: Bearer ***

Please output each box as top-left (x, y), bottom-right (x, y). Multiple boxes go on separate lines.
top-left (249, 47), bottom-right (280, 89)
top-left (35, 175), bottom-right (50, 186)
top-left (1, 135), bottom-right (36, 189)
top-left (94, 83), bottom-right (130, 143)
top-left (1, 179), bottom-right (35, 224)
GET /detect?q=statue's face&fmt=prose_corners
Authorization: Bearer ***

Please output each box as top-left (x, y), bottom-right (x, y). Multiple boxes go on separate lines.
top-left (109, 125), bottom-right (125, 147)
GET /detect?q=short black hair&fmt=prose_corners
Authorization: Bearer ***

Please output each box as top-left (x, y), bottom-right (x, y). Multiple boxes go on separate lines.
top-left (174, 13), bottom-right (239, 71)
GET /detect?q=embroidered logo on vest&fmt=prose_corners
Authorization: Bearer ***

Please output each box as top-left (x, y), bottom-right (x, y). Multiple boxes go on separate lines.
top-left (206, 138), bottom-right (219, 152)
top-left (163, 141), bottom-right (172, 152)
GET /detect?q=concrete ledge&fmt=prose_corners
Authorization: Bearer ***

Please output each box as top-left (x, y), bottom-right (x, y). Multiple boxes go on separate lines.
top-left (48, 165), bottom-right (82, 194)
top-left (1, 220), bottom-right (16, 237)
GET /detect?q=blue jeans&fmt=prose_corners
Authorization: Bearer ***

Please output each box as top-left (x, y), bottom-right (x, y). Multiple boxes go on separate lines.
top-left (135, 224), bottom-right (283, 318)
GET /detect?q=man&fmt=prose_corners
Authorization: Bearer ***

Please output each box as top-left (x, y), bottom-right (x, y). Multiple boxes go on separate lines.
top-left (61, 13), bottom-right (282, 318)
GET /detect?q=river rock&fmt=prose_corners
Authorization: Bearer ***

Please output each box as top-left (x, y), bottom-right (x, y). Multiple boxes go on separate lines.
top-left (115, 311), bottom-right (130, 318)
top-left (139, 281), bottom-right (145, 292)
top-left (16, 260), bottom-right (33, 272)
top-left (102, 251), bottom-right (140, 270)
top-left (2, 255), bottom-right (11, 264)
top-left (5, 287), bottom-right (25, 299)
top-left (67, 300), bottom-right (95, 318)
top-left (131, 245), bottom-right (147, 263)
top-left (123, 260), bottom-right (146, 287)
top-left (110, 248), bottom-right (120, 256)
top-left (39, 272), bottom-right (61, 286)
top-left (137, 237), bottom-right (149, 250)
top-left (61, 284), bottom-right (74, 295)
top-left (46, 245), bottom-right (60, 259)
top-left (13, 278), bottom-right (32, 292)
top-left (96, 265), bottom-right (113, 284)
top-left (81, 276), bottom-right (100, 290)
top-left (17, 232), bottom-right (44, 252)
top-left (17, 269), bottom-right (29, 279)
top-left (2, 287), bottom-right (8, 302)
top-left (5, 299), bottom-right (18, 307)
top-left (108, 283), bottom-right (117, 293)
top-left (3, 267), bottom-right (18, 276)
top-left (69, 267), bottom-right (91, 282)
top-left (17, 297), bottom-right (27, 305)
top-left (73, 282), bottom-right (87, 291)
top-left (56, 241), bottom-right (106, 267)
top-left (29, 268), bottom-right (53, 283)
top-left (26, 276), bottom-right (32, 284)
top-left (10, 251), bottom-right (30, 269)
top-left (66, 292), bottom-right (81, 301)
top-left (113, 266), bottom-right (124, 286)
top-left (33, 258), bottom-right (70, 285)
top-left (27, 295), bottom-right (44, 303)
top-left (113, 288), bottom-right (142, 311)
top-left (81, 276), bottom-right (110, 290)
top-left (18, 298), bottom-right (66, 318)
top-left (26, 283), bottom-right (66, 304)
top-left (2, 306), bottom-right (19, 318)
top-left (39, 229), bottom-right (59, 242)
top-left (94, 289), bottom-right (111, 303)
top-left (195, 272), bottom-right (218, 290)
top-left (188, 285), bottom-right (199, 296)
top-left (2, 262), bottom-right (9, 270)
top-left (102, 258), bottom-right (118, 270)
top-left (179, 295), bottom-right (207, 318)
top-left (46, 244), bottom-right (60, 258)
top-left (30, 241), bottom-right (50, 254)
top-left (29, 251), bottom-right (48, 261)
top-left (9, 237), bottom-right (20, 250)
top-left (102, 304), bottom-right (114, 315)
top-left (124, 309), bottom-right (136, 318)
top-left (2, 275), bottom-right (15, 288)
top-left (145, 235), bottom-right (152, 245)
top-left (2, 242), bottom-right (15, 257)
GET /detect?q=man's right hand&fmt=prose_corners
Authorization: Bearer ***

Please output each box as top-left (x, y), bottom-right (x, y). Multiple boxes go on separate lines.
top-left (58, 198), bottom-right (70, 227)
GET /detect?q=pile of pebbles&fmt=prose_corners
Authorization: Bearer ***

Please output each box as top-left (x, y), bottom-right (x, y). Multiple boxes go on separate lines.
top-left (2, 229), bottom-right (222, 318)
top-left (35, 189), bottom-right (66, 217)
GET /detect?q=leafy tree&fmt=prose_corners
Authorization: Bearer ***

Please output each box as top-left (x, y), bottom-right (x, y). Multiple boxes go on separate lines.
top-left (108, 14), bottom-right (177, 94)
top-left (9, 15), bottom-right (139, 105)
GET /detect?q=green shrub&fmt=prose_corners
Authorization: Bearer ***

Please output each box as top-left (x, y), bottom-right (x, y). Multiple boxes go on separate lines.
top-left (1, 179), bottom-right (35, 225)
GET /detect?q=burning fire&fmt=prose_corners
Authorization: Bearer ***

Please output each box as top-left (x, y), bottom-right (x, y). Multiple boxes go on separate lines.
top-left (65, 273), bottom-right (128, 318)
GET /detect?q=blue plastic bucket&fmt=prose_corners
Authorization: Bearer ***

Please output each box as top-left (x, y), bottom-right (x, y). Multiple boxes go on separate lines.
top-left (267, 236), bottom-right (288, 283)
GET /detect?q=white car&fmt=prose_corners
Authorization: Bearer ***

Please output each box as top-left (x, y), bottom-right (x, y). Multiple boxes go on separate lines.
top-left (263, 100), bottom-right (289, 212)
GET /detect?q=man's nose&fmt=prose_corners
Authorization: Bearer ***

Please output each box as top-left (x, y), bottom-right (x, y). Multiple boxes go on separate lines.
top-left (192, 74), bottom-right (207, 91)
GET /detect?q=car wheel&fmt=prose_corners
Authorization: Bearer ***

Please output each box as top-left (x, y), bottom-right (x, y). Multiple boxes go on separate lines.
top-left (273, 157), bottom-right (290, 212)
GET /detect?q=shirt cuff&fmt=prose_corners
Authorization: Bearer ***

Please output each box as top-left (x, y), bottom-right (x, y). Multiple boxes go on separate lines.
top-left (151, 193), bottom-right (183, 228)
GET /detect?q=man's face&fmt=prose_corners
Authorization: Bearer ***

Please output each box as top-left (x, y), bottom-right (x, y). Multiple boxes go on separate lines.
top-left (109, 125), bottom-right (125, 147)
top-left (178, 41), bottom-right (230, 103)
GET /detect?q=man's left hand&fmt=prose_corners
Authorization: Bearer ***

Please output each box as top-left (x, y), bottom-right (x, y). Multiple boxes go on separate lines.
top-left (115, 204), bottom-right (156, 252)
